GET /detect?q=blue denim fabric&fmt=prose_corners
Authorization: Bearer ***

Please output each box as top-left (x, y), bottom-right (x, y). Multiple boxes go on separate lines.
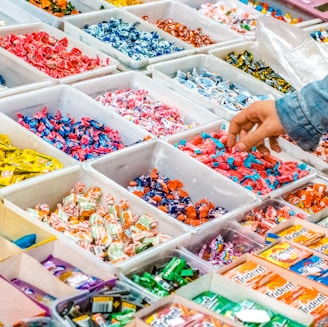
top-left (275, 74), bottom-right (328, 152)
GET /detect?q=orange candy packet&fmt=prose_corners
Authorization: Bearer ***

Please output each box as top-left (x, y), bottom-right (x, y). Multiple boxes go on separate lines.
top-left (222, 260), bottom-right (275, 289)
top-left (257, 241), bottom-right (312, 268)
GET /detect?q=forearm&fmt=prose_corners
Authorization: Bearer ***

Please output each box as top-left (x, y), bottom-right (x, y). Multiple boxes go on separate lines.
top-left (276, 75), bottom-right (328, 152)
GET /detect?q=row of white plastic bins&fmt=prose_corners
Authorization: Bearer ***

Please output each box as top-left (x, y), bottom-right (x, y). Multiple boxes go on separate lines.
top-left (175, 0), bottom-right (322, 39)
top-left (63, 8), bottom-right (197, 71)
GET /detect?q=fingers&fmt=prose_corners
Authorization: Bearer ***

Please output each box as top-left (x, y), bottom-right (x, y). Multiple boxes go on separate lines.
top-left (269, 136), bottom-right (282, 153)
top-left (227, 114), bottom-right (257, 149)
top-left (235, 121), bottom-right (274, 152)
top-left (227, 101), bottom-right (264, 149)
top-left (227, 100), bottom-right (285, 152)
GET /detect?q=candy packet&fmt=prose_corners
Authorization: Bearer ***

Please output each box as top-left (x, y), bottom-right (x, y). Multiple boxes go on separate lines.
top-left (41, 255), bottom-right (103, 290)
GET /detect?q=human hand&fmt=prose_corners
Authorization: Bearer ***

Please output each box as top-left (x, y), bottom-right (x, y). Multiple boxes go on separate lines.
top-left (227, 100), bottom-right (286, 155)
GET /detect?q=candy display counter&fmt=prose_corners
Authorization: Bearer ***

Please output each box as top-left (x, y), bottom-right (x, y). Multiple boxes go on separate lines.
top-left (0, 1), bottom-right (328, 326)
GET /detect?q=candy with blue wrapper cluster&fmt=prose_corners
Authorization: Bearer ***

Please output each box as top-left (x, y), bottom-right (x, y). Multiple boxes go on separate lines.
top-left (83, 18), bottom-right (185, 61)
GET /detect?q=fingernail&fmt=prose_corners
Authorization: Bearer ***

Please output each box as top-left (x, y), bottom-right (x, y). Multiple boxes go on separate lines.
top-left (236, 142), bottom-right (246, 152)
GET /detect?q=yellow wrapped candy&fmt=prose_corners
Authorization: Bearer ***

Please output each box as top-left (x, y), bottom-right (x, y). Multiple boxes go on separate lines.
top-left (0, 134), bottom-right (63, 187)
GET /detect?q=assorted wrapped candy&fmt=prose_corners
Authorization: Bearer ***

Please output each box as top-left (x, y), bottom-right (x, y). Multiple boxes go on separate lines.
top-left (82, 18), bottom-right (185, 61)
top-left (25, 0), bottom-right (80, 17)
top-left (127, 167), bottom-right (228, 226)
top-left (0, 31), bottom-right (110, 79)
top-left (17, 107), bottom-right (126, 161)
top-left (95, 88), bottom-right (198, 137)
top-left (0, 133), bottom-right (63, 188)
top-left (26, 182), bottom-right (171, 264)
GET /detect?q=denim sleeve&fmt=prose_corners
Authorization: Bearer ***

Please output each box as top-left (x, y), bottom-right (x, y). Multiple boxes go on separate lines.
top-left (275, 74), bottom-right (328, 152)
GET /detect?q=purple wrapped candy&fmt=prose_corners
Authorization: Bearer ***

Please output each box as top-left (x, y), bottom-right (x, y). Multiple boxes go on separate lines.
top-left (41, 255), bottom-right (103, 290)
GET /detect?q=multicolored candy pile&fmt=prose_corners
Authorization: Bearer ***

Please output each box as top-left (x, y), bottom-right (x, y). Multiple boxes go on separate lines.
top-left (224, 50), bottom-right (295, 94)
top-left (17, 107), bottom-right (126, 161)
top-left (26, 182), bottom-right (171, 264)
top-left (0, 31), bottom-right (109, 78)
top-left (174, 129), bottom-right (309, 195)
top-left (174, 67), bottom-right (270, 112)
top-left (95, 88), bottom-right (198, 137)
top-left (82, 18), bottom-right (185, 61)
top-left (127, 168), bottom-right (228, 226)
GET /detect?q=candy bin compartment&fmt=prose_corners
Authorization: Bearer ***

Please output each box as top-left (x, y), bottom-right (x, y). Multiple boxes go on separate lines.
top-left (175, 272), bottom-right (314, 327)
top-left (178, 0), bottom-right (320, 39)
top-left (242, 0), bottom-right (322, 27)
top-left (52, 278), bottom-right (156, 327)
top-left (63, 8), bottom-right (195, 71)
top-left (88, 138), bottom-right (260, 230)
top-left (148, 53), bottom-right (281, 121)
top-left (0, 50), bottom-right (53, 99)
top-left (0, 22), bottom-right (119, 84)
top-left (166, 120), bottom-right (315, 199)
top-left (181, 220), bottom-right (265, 268)
top-left (277, 136), bottom-right (328, 175)
top-left (0, 235), bottom-right (22, 262)
top-left (235, 198), bottom-right (308, 239)
top-left (279, 175), bottom-right (328, 222)
top-left (209, 23), bottom-right (328, 94)
top-left (0, 201), bottom-right (56, 251)
top-left (119, 248), bottom-right (215, 300)
top-left (0, 84), bottom-right (151, 163)
top-left (72, 70), bottom-right (218, 139)
top-left (125, 0), bottom-right (244, 53)
top-left (0, 165), bottom-right (189, 267)
top-left (0, 252), bottom-right (82, 318)
top-left (208, 40), bottom-right (298, 94)
top-left (12, 0), bottom-right (114, 30)
top-left (25, 239), bottom-right (118, 290)
top-left (0, 112), bottom-right (77, 190)
top-left (303, 22), bottom-right (328, 46)
top-left (135, 293), bottom-right (240, 327)
top-left (0, 0), bottom-right (40, 27)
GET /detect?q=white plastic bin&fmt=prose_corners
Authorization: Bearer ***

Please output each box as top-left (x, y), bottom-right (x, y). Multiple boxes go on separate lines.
top-left (233, 197), bottom-right (308, 239)
top-left (175, 272), bottom-right (314, 327)
top-left (180, 220), bottom-right (265, 268)
top-left (64, 9), bottom-right (195, 70)
top-left (166, 120), bottom-right (316, 199)
top-left (0, 165), bottom-right (190, 266)
top-left (208, 40), bottom-right (298, 93)
top-left (148, 53), bottom-right (281, 121)
top-left (0, 50), bottom-right (53, 99)
top-left (72, 70), bottom-right (218, 138)
top-left (0, 84), bottom-right (151, 162)
top-left (278, 175), bottom-right (328, 222)
top-left (119, 248), bottom-right (215, 299)
top-left (11, 0), bottom-right (114, 30)
top-left (126, 0), bottom-right (244, 53)
top-left (303, 21), bottom-right (328, 46)
top-left (178, 0), bottom-right (321, 38)
top-left (0, 22), bottom-right (119, 84)
top-left (0, 0), bottom-right (40, 26)
top-left (278, 136), bottom-right (328, 175)
top-left (52, 278), bottom-right (158, 327)
top-left (88, 138), bottom-right (260, 230)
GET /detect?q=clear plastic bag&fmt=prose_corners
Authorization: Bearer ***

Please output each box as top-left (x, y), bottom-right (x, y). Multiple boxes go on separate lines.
top-left (256, 15), bottom-right (328, 89)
